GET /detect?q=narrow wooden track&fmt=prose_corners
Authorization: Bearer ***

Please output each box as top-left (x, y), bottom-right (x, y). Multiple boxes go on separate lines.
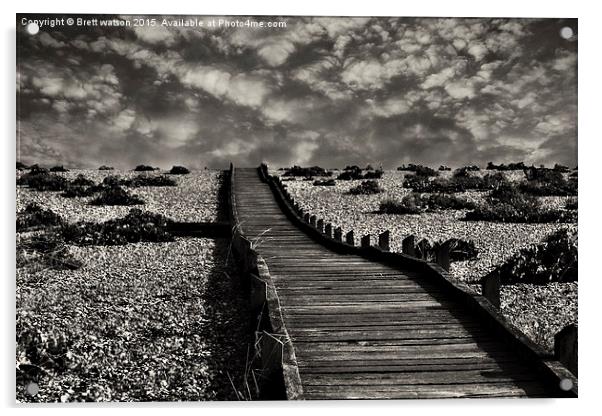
top-left (233, 168), bottom-right (555, 399)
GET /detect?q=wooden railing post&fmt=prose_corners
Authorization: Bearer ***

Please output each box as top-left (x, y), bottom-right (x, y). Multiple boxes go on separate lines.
top-left (378, 230), bottom-right (390, 251)
top-left (334, 227), bottom-right (342, 242)
top-left (345, 230), bottom-right (355, 246)
top-left (324, 223), bottom-right (333, 238)
top-left (416, 239), bottom-right (431, 260)
top-left (303, 213), bottom-right (310, 223)
top-left (481, 274), bottom-right (501, 308)
top-left (402, 235), bottom-right (416, 257)
top-left (361, 234), bottom-right (371, 248)
top-left (436, 240), bottom-right (451, 271)
top-left (309, 215), bottom-right (317, 227)
top-left (555, 324), bottom-right (578, 376)
top-left (316, 219), bottom-right (324, 233)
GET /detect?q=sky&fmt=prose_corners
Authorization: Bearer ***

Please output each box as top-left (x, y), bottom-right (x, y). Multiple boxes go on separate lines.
top-left (17, 15), bottom-right (577, 169)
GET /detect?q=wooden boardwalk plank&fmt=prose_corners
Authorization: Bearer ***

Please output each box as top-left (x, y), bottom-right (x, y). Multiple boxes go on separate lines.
top-left (232, 168), bottom-right (553, 399)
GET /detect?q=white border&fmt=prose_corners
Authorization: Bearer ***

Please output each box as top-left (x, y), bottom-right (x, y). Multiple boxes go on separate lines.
top-left (2, 1), bottom-right (600, 415)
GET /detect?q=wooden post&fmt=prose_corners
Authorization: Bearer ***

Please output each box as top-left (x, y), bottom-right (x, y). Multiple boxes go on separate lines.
top-left (334, 227), bottom-right (342, 242)
top-left (417, 239), bottom-right (431, 260)
top-left (378, 230), bottom-right (390, 251)
top-left (361, 234), bottom-right (371, 248)
top-left (316, 219), bottom-right (324, 233)
top-left (309, 215), bottom-right (317, 227)
top-left (303, 213), bottom-right (310, 223)
top-left (345, 230), bottom-right (355, 246)
top-left (481, 273), bottom-right (501, 308)
top-left (555, 324), bottom-right (578, 376)
top-left (324, 223), bottom-right (333, 238)
top-left (402, 235), bottom-right (416, 257)
top-left (436, 239), bottom-right (452, 271)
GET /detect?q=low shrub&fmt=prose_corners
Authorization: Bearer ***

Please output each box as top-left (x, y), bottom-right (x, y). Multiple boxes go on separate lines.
top-left (397, 163), bottom-right (437, 175)
top-left (133, 164), bottom-right (157, 172)
top-left (168, 165), bottom-right (190, 175)
top-left (89, 186), bottom-right (144, 206)
top-left (128, 175), bottom-right (177, 187)
top-left (486, 161), bottom-right (526, 171)
top-left (71, 174), bottom-right (95, 187)
top-left (17, 232), bottom-right (82, 271)
top-left (460, 165), bottom-right (480, 171)
top-left (491, 229), bottom-right (577, 284)
top-left (49, 165), bottom-right (69, 172)
top-left (447, 239), bottom-right (479, 261)
top-left (28, 164), bottom-right (48, 175)
top-left (16, 161), bottom-right (28, 170)
top-left (61, 209), bottom-right (173, 246)
top-left (283, 165), bottom-right (331, 177)
top-left (566, 198), bottom-right (578, 210)
top-left (465, 183), bottom-right (576, 223)
top-left (17, 171), bottom-right (69, 191)
top-left (17, 203), bottom-right (64, 231)
top-left (337, 166), bottom-right (364, 180)
top-left (348, 180), bottom-right (384, 195)
top-left (553, 163), bottom-right (570, 173)
top-left (438, 165), bottom-right (451, 171)
top-left (379, 197), bottom-right (420, 214)
top-left (313, 179), bottom-right (336, 186)
top-left (378, 193), bottom-right (474, 214)
top-left (403, 172), bottom-right (506, 193)
top-left (98, 165), bottom-right (114, 170)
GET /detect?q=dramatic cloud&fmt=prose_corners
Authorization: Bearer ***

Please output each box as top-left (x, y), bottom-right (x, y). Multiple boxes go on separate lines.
top-left (17, 15), bottom-right (577, 169)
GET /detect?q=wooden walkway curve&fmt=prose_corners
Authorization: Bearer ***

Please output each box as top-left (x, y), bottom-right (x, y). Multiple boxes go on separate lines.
top-left (233, 167), bottom-right (558, 399)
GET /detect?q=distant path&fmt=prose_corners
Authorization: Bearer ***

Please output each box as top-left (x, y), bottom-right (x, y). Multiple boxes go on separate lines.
top-left (233, 167), bottom-right (554, 399)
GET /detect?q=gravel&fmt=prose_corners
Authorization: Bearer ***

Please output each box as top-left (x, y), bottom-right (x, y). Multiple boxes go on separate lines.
top-left (16, 237), bottom-right (254, 402)
top-left (276, 170), bottom-right (576, 283)
top-left (16, 169), bottom-right (223, 223)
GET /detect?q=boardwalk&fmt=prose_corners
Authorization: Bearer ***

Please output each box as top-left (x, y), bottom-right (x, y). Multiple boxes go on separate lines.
top-left (233, 167), bottom-right (555, 399)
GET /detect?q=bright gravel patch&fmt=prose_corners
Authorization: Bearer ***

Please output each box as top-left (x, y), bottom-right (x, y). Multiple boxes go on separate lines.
top-left (277, 170), bottom-right (575, 283)
top-left (16, 169), bottom-right (223, 223)
top-left (500, 283), bottom-right (578, 353)
top-left (16, 237), bottom-right (253, 402)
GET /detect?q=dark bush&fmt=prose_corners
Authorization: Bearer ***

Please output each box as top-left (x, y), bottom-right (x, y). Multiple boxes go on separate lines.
top-left (169, 165), bottom-right (190, 175)
top-left (28, 164), bottom-right (49, 175)
top-left (283, 165), bottom-right (331, 177)
top-left (89, 186), bottom-right (144, 206)
top-left (447, 239), bottom-right (479, 261)
top-left (414, 165), bottom-right (438, 177)
top-left (397, 164), bottom-right (438, 177)
top-left (313, 179), bottom-right (336, 186)
top-left (379, 193), bottom-right (474, 214)
top-left (128, 175), bottom-right (177, 187)
top-left (71, 174), bottom-right (95, 187)
top-left (49, 165), bottom-right (69, 172)
top-left (553, 164), bottom-right (570, 173)
top-left (520, 167), bottom-right (577, 196)
top-left (17, 172), bottom-right (69, 191)
top-left (348, 180), bottom-right (384, 195)
top-left (424, 193), bottom-right (476, 210)
top-left (17, 232), bottom-right (82, 271)
top-left (461, 165), bottom-right (480, 171)
top-left (61, 209), bottom-right (173, 246)
top-left (438, 165), bottom-right (451, 171)
top-left (16, 161), bottom-right (28, 170)
top-left (337, 166), bottom-right (364, 180)
top-left (491, 229), bottom-right (577, 284)
top-left (566, 198), bottom-right (578, 211)
top-left (98, 165), bottom-right (114, 171)
top-left (379, 196), bottom-right (421, 214)
top-left (365, 164), bottom-right (374, 171)
top-left (17, 203), bottom-right (64, 231)
top-left (486, 161), bottom-right (526, 171)
top-left (403, 172), bottom-right (506, 193)
top-left (133, 164), bottom-right (157, 172)
top-left (465, 183), bottom-right (576, 223)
